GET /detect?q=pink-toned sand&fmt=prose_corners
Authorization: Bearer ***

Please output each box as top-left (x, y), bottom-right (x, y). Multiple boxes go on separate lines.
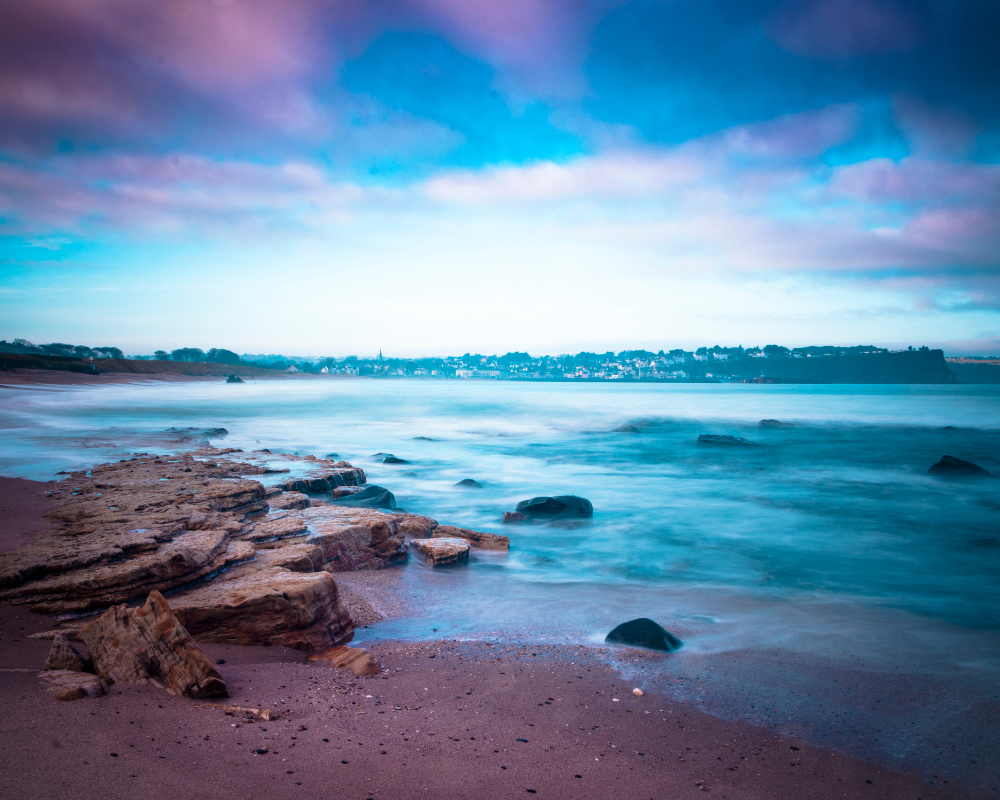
top-left (0, 478), bottom-right (963, 800)
top-left (0, 476), bottom-right (57, 553)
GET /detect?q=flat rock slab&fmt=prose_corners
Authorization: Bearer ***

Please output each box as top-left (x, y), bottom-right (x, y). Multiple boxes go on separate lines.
top-left (411, 537), bottom-right (470, 566)
top-left (36, 669), bottom-right (107, 701)
top-left (432, 524), bottom-right (509, 550)
top-left (308, 645), bottom-right (380, 676)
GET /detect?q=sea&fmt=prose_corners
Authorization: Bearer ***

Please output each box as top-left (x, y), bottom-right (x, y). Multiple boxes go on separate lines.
top-left (1, 377), bottom-right (998, 792)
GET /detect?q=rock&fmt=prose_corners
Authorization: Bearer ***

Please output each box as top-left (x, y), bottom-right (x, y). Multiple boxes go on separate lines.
top-left (240, 516), bottom-right (308, 542)
top-left (455, 478), bottom-right (482, 488)
top-left (397, 514), bottom-right (437, 538)
top-left (697, 434), bottom-right (759, 447)
top-left (432, 524), bottom-right (509, 550)
top-left (632, 688), bottom-right (644, 696)
top-left (277, 466), bottom-right (366, 494)
top-left (225, 375), bottom-right (244, 384)
top-left (37, 670), bottom-right (106, 701)
top-left (758, 419), bottom-right (792, 427)
top-left (412, 437), bottom-right (435, 441)
top-left (308, 645), bottom-right (380, 676)
top-left (268, 491), bottom-right (311, 510)
top-left (329, 485), bottom-right (396, 509)
top-left (928, 455), bottom-right (996, 478)
top-left (605, 618), bottom-right (682, 652)
top-left (613, 424), bottom-right (641, 433)
top-left (411, 538), bottom-right (470, 566)
top-left (299, 506), bottom-right (408, 571)
top-left (501, 511), bottom-right (533, 525)
top-left (382, 456), bottom-right (411, 465)
top-left (515, 496), bottom-right (593, 519)
top-left (169, 568), bottom-right (353, 650)
top-left (80, 590), bottom-right (230, 698)
top-left (332, 486), bottom-right (361, 498)
top-left (42, 634), bottom-right (92, 673)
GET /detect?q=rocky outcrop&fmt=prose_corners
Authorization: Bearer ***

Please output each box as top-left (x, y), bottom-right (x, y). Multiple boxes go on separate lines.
top-left (432, 524), bottom-right (509, 550)
top-left (169, 569), bottom-right (353, 650)
top-left (515, 496), bottom-right (593, 519)
top-left (411, 537), bottom-right (470, 566)
top-left (308, 645), bottom-right (380, 676)
top-left (42, 634), bottom-right (92, 673)
top-left (758, 419), bottom-right (792, 427)
top-left (454, 479), bottom-right (482, 488)
top-left (37, 670), bottom-right (107, 701)
top-left (268, 491), bottom-right (311, 510)
top-left (928, 455), bottom-right (996, 478)
top-left (226, 375), bottom-right (244, 384)
top-left (329, 485), bottom-right (396, 509)
top-left (397, 515), bottom-right (437, 538)
top-left (605, 618), bottom-right (682, 652)
top-left (276, 466), bottom-right (366, 495)
top-left (697, 434), bottom-right (759, 446)
top-left (80, 590), bottom-right (230, 698)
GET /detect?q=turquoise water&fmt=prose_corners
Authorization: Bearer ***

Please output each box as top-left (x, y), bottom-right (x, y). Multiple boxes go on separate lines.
top-left (2, 378), bottom-right (999, 787)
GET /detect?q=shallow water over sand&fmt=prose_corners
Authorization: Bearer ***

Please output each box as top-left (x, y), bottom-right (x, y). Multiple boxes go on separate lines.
top-left (1, 378), bottom-right (998, 789)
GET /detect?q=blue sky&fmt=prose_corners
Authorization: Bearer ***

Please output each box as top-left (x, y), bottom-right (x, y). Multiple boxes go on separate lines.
top-left (1, 0), bottom-right (998, 355)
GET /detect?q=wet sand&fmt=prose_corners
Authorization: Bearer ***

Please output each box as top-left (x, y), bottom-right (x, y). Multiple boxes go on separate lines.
top-left (0, 600), bottom-right (961, 800)
top-left (0, 476), bottom-right (57, 553)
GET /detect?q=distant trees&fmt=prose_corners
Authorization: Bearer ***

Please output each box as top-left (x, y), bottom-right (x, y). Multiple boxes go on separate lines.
top-left (763, 344), bottom-right (790, 357)
top-left (153, 350), bottom-right (169, 360)
top-left (170, 347), bottom-right (204, 362)
top-left (205, 348), bottom-right (241, 365)
top-left (40, 343), bottom-right (75, 356)
top-left (92, 347), bottom-right (124, 359)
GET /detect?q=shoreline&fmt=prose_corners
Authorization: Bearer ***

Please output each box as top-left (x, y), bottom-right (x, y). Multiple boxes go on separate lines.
top-left (0, 467), bottom-right (977, 799)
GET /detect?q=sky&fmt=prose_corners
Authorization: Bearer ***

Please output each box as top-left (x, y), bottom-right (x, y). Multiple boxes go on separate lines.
top-left (1, 0), bottom-right (998, 356)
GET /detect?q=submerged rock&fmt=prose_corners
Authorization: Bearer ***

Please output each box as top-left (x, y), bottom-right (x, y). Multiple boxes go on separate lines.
top-left (411, 537), bottom-right (470, 566)
top-left (455, 478), bottom-right (482, 488)
top-left (758, 419), bottom-right (792, 427)
top-left (80, 590), bottom-right (229, 698)
top-left (329, 485), bottom-right (396, 509)
top-left (412, 436), bottom-right (435, 441)
top-left (697, 434), bottom-right (759, 447)
top-left (605, 618), bottom-right (683, 652)
top-left (515, 496), bottom-right (593, 519)
top-left (383, 456), bottom-right (411, 464)
top-left (42, 634), bottom-right (92, 673)
top-left (613, 424), bottom-right (641, 433)
top-left (501, 511), bottom-right (533, 524)
top-left (928, 455), bottom-right (996, 478)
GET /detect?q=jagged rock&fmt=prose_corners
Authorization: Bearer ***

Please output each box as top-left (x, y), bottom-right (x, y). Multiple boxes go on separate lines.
top-left (613, 424), bottom-right (641, 433)
top-left (169, 568), bottom-right (353, 650)
top-left (329, 485), bottom-right (396, 509)
top-left (268, 492), bottom-right (311, 510)
top-left (928, 455), bottom-right (996, 478)
top-left (37, 670), bottom-right (107, 701)
top-left (277, 467), bottom-right (366, 494)
top-left (454, 479), bottom-right (482, 488)
top-left (515, 496), bottom-right (593, 519)
top-left (226, 375), bottom-right (244, 384)
top-left (501, 511), bottom-right (533, 525)
top-left (758, 419), bottom-right (793, 427)
top-left (432, 524), bottom-right (509, 550)
top-left (697, 434), bottom-right (759, 446)
top-left (605, 618), bottom-right (683, 652)
top-left (240, 516), bottom-right (308, 542)
top-left (42, 634), bottom-right (92, 673)
top-left (411, 537), bottom-right (470, 566)
top-left (332, 486), bottom-right (361, 498)
top-left (308, 645), bottom-right (380, 676)
top-left (80, 590), bottom-right (230, 698)
top-left (300, 506), bottom-right (408, 570)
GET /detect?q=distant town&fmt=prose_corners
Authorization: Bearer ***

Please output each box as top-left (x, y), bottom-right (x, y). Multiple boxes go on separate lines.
top-left (4, 338), bottom-right (997, 384)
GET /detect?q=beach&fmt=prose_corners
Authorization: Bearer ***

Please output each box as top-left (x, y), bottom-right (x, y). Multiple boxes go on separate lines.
top-left (1, 377), bottom-right (998, 799)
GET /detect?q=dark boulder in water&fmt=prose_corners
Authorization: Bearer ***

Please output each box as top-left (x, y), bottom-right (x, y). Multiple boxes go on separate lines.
top-left (413, 436), bottom-right (436, 441)
top-left (383, 456), bottom-right (411, 465)
top-left (613, 424), bottom-right (641, 433)
top-left (225, 374), bottom-right (244, 384)
top-left (758, 419), bottom-right (792, 427)
top-left (698, 434), bottom-right (759, 447)
top-left (330, 485), bottom-right (396, 509)
top-left (605, 618), bottom-right (682, 652)
top-left (515, 496), bottom-right (593, 519)
top-left (928, 455), bottom-right (995, 478)
top-left (455, 478), bottom-right (482, 488)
